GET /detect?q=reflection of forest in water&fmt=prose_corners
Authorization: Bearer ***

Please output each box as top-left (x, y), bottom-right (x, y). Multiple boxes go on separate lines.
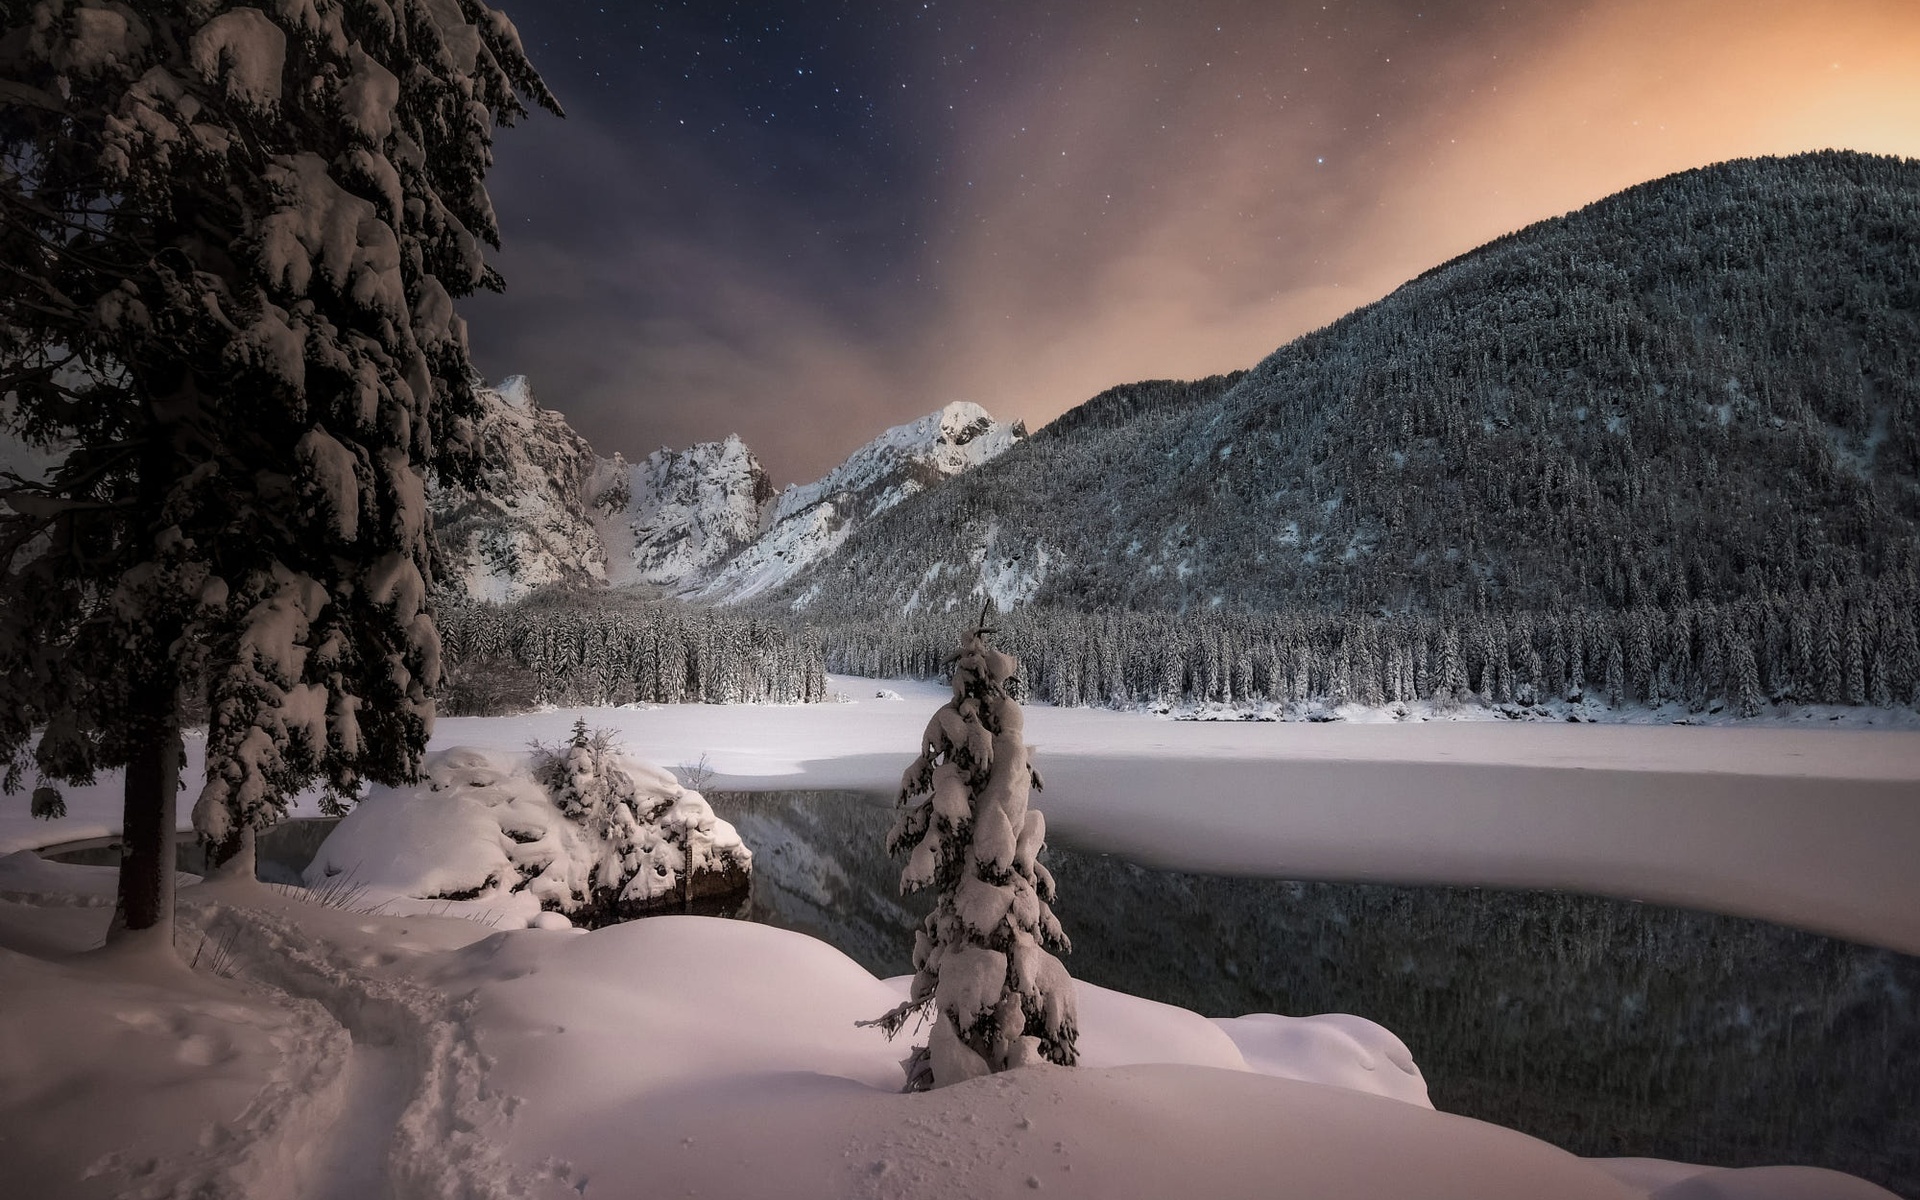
top-left (708, 790), bottom-right (1920, 1197)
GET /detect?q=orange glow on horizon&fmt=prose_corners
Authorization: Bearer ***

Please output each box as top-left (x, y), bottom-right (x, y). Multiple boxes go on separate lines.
top-left (910, 0), bottom-right (1920, 446)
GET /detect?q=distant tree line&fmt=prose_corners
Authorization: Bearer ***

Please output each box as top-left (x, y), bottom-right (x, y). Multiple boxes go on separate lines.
top-left (818, 574), bottom-right (1920, 715)
top-left (438, 594), bottom-right (826, 713)
top-left (434, 569), bottom-right (1918, 717)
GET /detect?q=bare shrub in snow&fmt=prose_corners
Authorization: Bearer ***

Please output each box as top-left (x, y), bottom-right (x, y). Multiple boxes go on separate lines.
top-left (865, 611), bottom-right (1078, 1089)
top-left (676, 753), bottom-right (716, 791)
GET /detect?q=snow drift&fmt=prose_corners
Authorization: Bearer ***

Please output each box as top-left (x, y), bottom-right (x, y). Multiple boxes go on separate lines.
top-left (303, 745), bottom-right (749, 928)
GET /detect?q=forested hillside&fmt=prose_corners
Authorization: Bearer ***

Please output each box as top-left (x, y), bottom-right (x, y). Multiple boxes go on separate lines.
top-left (777, 152), bottom-right (1920, 623)
top-left (1029, 373), bottom-right (1247, 445)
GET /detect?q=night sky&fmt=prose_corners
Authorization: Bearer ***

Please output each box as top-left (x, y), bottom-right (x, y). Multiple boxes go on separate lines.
top-left (463, 0), bottom-right (1920, 485)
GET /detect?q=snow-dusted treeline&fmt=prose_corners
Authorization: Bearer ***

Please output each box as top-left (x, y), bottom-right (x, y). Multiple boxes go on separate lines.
top-left (438, 594), bottom-right (827, 711)
top-left (820, 575), bottom-right (1919, 715)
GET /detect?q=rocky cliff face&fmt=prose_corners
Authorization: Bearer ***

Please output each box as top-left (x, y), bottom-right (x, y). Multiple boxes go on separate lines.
top-left (591, 435), bottom-right (776, 590)
top-left (694, 402), bottom-right (1026, 603)
top-left (432, 382), bottom-right (1024, 604)
top-left (431, 376), bottom-right (608, 602)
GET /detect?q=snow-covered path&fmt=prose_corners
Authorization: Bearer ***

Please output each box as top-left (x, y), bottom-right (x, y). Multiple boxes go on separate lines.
top-left (303, 1043), bottom-right (403, 1200)
top-left (185, 883), bottom-right (527, 1200)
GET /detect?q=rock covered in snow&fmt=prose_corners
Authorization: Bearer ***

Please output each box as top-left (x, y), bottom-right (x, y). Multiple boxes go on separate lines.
top-left (303, 745), bottom-right (750, 928)
top-left (777, 402), bottom-right (1025, 529)
top-left (430, 376), bottom-right (610, 603)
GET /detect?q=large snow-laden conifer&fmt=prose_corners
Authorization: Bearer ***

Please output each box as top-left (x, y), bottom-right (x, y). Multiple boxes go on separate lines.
top-left (867, 610), bottom-right (1078, 1089)
top-left (0, 1), bottom-right (556, 942)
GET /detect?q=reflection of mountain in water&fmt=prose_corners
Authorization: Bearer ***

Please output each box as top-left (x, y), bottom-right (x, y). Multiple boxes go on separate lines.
top-left (711, 791), bottom-right (928, 976)
top-left (707, 791), bottom-right (1919, 1197)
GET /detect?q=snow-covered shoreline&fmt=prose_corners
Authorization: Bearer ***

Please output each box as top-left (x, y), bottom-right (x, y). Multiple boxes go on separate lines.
top-left (9, 676), bottom-right (1920, 955)
top-left (1, 863), bottom-right (1902, 1200)
top-left (3, 692), bottom-right (1913, 1200)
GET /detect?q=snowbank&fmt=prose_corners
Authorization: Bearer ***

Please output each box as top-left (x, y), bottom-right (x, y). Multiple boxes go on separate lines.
top-left (453, 917), bottom-right (1597, 1200)
top-left (0, 925), bottom-right (346, 1200)
top-left (1213, 1011), bottom-right (1431, 1107)
top-left (0, 849), bottom-right (201, 907)
top-left (449, 917), bottom-right (1891, 1200)
top-left (0, 869), bottom-right (1901, 1200)
top-left (303, 746), bottom-right (748, 928)
top-left (1590, 1159), bottom-right (1904, 1200)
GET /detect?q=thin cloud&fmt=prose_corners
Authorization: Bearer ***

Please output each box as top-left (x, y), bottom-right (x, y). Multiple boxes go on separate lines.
top-left (467, 0), bottom-right (1920, 484)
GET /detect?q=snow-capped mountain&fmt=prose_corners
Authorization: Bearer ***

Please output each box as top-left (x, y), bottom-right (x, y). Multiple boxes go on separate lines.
top-left (432, 384), bottom-right (1025, 603)
top-left (591, 435), bottom-right (774, 589)
top-left (693, 401), bottom-right (1026, 603)
top-left (431, 376), bottom-right (609, 602)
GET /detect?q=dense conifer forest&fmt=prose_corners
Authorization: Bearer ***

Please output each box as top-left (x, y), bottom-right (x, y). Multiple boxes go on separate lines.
top-left (817, 576), bottom-right (1918, 714)
top-left (437, 593), bottom-right (826, 713)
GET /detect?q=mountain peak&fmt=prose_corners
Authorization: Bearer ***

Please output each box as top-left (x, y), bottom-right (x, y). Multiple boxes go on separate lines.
top-left (431, 376), bottom-right (606, 602)
top-left (494, 374), bottom-right (535, 411)
top-left (599, 435), bottom-right (775, 588)
top-left (695, 403), bottom-right (1026, 603)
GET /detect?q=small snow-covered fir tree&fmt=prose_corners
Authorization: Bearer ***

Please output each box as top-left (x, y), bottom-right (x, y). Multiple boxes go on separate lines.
top-left (532, 719), bottom-right (748, 924)
top-left (866, 608), bottom-right (1078, 1090)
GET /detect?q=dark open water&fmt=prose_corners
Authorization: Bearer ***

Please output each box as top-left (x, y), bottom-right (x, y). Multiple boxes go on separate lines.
top-left (706, 789), bottom-right (1920, 1198)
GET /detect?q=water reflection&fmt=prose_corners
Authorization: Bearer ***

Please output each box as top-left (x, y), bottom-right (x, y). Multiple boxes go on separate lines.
top-left (707, 790), bottom-right (1919, 1197)
top-left (41, 818), bottom-right (341, 886)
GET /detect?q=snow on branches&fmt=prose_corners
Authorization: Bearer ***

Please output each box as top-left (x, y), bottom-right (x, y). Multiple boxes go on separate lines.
top-left (0, 1), bottom-right (557, 924)
top-left (530, 720), bottom-right (752, 922)
top-left (866, 612), bottom-right (1078, 1090)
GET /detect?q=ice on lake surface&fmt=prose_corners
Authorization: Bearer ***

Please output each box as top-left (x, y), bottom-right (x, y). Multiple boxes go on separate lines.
top-left (706, 789), bottom-right (1920, 1198)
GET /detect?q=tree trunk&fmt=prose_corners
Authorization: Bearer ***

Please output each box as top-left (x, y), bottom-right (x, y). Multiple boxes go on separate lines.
top-left (208, 821), bottom-right (257, 882)
top-left (110, 688), bottom-right (180, 946)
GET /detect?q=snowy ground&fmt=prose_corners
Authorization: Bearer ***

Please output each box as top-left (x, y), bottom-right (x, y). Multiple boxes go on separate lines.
top-left (11, 676), bottom-right (1919, 954)
top-left (2, 677), bottom-right (1912, 1198)
top-left (0, 863), bottom-right (1902, 1200)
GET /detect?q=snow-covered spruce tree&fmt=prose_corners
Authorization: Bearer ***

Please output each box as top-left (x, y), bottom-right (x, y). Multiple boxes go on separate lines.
top-left (865, 611), bottom-right (1077, 1090)
top-left (0, 1), bottom-right (556, 944)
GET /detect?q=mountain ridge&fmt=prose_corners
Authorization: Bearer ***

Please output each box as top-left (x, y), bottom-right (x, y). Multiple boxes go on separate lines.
top-left (428, 385), bottom-right (1027, 604)
top-left (762, 150), bottom-right (1920, 622)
